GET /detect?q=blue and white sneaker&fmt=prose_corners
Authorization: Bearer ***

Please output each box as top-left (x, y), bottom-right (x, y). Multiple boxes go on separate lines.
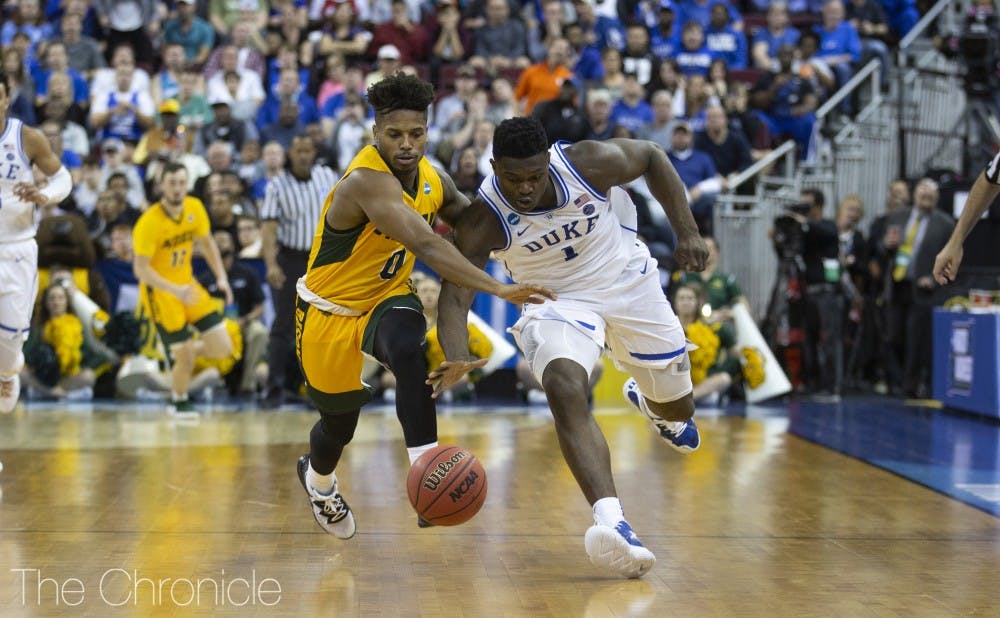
top-left (297, 455), bottom-right (357, 539)
top-left (584, 520), bottom-right (656, 578)
top-left (623, 378), bottom-right (700, 453)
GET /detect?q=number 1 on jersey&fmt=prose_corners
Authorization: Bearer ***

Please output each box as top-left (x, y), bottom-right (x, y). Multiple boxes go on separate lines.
top-left (562, 246), bottom-right (579, 261)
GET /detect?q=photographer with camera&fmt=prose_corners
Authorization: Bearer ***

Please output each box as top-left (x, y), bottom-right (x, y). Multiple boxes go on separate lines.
top-left (779, 189), bottom-right (843, 397)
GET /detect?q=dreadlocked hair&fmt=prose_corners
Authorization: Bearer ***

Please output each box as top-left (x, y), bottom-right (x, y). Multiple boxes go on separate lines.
top-left (366, 74), bottom-right (435, 118)
top-left (493, 117), bottom-right (549, 160)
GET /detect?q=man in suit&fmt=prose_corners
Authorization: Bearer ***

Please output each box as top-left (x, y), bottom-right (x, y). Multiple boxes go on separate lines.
top-left (881, 178), bottom-right (954, 397)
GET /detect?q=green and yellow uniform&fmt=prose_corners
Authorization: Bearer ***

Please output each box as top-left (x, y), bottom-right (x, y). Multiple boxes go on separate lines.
top-left (672, 271), bottom-right (743, 310)
top-left (295, 146), bottom-right (444, 412)
top-left (133, 197), bottom-right (222, 345)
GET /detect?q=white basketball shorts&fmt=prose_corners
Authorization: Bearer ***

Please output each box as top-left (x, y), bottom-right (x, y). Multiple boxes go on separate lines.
top-left (510, 247), bottom-right (689, 380)
top-left (0, 238), bottom-right (38, 340)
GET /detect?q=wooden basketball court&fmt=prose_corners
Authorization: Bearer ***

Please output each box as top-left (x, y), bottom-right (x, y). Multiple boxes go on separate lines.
top-left (1, 399), bottom-right (998, 615)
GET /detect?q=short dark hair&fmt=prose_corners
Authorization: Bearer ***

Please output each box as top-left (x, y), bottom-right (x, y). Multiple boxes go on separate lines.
top-left (493, 117), bottom-right (549, 160)
top-left (366, 73), bottom-right (435, 119)
top-left (162, 162), bottom-right (188, 177)
top-left (801, 188), bottom-right (825, 208)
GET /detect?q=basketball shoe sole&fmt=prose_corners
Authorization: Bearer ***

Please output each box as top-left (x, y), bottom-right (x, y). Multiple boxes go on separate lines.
top-left (584, 520), bottom-right (656, 578)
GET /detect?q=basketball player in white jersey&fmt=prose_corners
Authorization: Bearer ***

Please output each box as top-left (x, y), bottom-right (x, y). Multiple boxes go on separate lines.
top-left (0, 70), bottom-right (75, 413)
top-left (431, 117), bottom-right (709, 578)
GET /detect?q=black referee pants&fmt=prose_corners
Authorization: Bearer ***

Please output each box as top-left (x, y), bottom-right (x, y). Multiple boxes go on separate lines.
top-left (268, 246), bottom-right (310, 396)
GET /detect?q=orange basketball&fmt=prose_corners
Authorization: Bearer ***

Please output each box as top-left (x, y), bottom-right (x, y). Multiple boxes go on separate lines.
top-left (406, 445), bottom-right (488, 526)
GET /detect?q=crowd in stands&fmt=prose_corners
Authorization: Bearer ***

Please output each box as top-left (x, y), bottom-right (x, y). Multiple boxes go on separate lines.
top-left (0, 0), bottom-right (924, 403)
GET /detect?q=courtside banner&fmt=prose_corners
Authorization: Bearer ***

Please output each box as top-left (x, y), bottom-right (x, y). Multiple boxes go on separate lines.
top-left (732, 303), bottom-right (792, 403)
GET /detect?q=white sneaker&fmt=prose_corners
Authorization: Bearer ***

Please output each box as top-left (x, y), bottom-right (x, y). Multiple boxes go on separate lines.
top-left (584, 520), bottom-right (656, 579)
top-left (0, 375), bottom-right (20, 413)
top-left (297, 455), bottom-right (356, 539)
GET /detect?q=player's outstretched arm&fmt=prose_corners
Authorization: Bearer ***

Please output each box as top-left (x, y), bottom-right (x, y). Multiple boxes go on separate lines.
top-left (934, 170), bottom-right (1000, 284)
top-left (430, 199), bottom-right (507, 397)
top-left (568, 138), bottom-right (708, 272)
top-left (344, 170), bottom-right (556, 305)
top-left (14, 126), bottom-right (72, 206)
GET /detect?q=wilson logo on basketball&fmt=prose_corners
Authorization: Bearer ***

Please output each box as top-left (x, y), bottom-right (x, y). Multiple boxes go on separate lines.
top-left (448, 470), bottom-right (479, 503)
top-left (422, 451), bottom-right (467, 491)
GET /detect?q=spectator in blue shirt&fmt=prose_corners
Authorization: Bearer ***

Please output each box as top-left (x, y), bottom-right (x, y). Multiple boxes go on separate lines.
top-left (879, 0), bottom-right (920, 37)
top-left (40, 119), bottom-right (82, 185)
top-left (674, 21), bottom-right (716, 77)
top-left (256, 70), bottom-right (320, 128)
top-left (846, 0), bottom-right (892, 90)
top-left (1, 0), bottom-right (53, 53)
top-left (572, 0), bottom-right (626, 51)
top-left (650, 1), bottom-right (680, 60)
top-left (163, 0), bottom-right (216, 65)
top-left (752, 2), bottom-right (800, 71)
top-left (610, 72), bottom-right (654, 134)
top-left (815, 0), bottom-right (862, 105)
top-left (34, 42), bottom-right (90, 108)
top-left (667, 121), bottom-right (724, 235)
top-left (565, 23), bottom-right (605, 80)
top-left (750, 44), bottom-right (819, 160)
top-left (705, 2), bottom-right (747, 70)
top-left (677, 0), bottom-right (742, 33)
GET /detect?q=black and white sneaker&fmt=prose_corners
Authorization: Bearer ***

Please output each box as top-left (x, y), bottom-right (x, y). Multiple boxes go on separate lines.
top-left (296, 455), bottom-right (356, 539)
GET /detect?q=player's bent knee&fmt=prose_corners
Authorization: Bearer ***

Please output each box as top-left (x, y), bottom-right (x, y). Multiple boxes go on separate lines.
top-left (201, 323), bottom-right (234, 359)
top-left (169, 341), bottom-right (197, 366)
top-left (540, 359), bottom-right (591, 414)
top-left (317, 410), bottom-right (361, 445)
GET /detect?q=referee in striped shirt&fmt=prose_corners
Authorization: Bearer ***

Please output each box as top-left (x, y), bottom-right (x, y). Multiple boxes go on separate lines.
top-left (934, 150), bottom-right (1000, 284)
top-left (260, 135), bottom-right (339, 408)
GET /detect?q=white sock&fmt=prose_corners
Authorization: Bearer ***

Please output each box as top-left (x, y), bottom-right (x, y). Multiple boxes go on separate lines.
top-left (593, 497), bottom-right (624, 527)
top-left (307, 463), bottom-right (336, 495)
top-left (407, 441), bottom-right (439, 465)
top-left (171, 391), bottom-right (187, 402)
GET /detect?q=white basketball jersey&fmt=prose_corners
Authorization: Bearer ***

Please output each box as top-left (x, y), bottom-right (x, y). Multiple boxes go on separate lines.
top-left (479, 141), bottom-right (642, 295)
top-left (0, 119), bottom-right (37, 242)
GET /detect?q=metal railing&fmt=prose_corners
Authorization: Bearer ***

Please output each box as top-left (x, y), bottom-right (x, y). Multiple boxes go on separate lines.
top-left (713, 1), bottom-right (978, 322)
top-left (714, 140), bottom-right (799, 321)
